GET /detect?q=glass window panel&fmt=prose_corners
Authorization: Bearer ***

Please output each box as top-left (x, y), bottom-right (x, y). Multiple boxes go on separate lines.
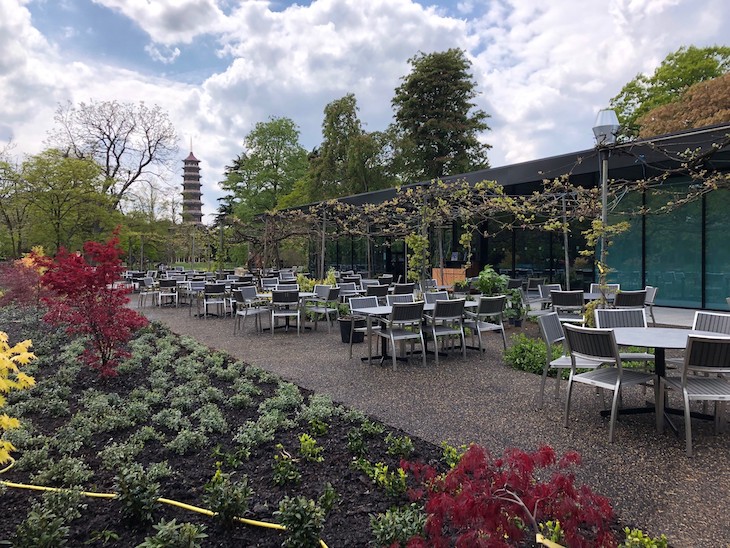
top-left (705, 189), bottom-right (730, 309)
top-left (607, 190), bottom-right (643, 290)
top-left (645, 181), bottom-right (701, 308)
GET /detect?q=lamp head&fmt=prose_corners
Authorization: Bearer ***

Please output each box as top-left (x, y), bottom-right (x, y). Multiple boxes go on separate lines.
top-left (592, 109), bottom-right (620, 146)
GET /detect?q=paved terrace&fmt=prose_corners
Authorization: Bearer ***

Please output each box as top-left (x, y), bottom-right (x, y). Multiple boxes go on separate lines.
top-left (140, 304), bottom-right (728, 547)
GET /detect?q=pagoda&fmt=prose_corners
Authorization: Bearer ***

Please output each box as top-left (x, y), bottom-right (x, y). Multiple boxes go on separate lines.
top-left (181, 149), bottom-right (203, 225)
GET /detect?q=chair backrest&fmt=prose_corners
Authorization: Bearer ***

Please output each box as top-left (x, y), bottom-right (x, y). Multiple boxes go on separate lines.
top-left (159, 279), bottom-right (177, 289)
top-left (361, 279), bottom-right (379, 290)
top-left (387, 293), bottom-right (415, 305)
top-left (476, 295), bottom-right (506, 318)
top-left (644, 285), bottom-right (658, 305)
top-left (377, 274), bottom-right (393, 285)
top-left (313, 284), bottom-right (331, 299)
top-left (204, 283), bottom-right (226, 296)
top-left (563, 324), bottom-right (619, 365)
top-left (683, 335), bottom-right (730, 378)
top-left (594, 308), bottom-right (648, 328)
top-left (390, 301), bottom-right (425, 325)
top-left (226, 274), bottom-right (241, 281)
top-left (239, 285), bottom-right (258, 301)
top-left (420, 279), bottom-right (437, 291)
top-left (342, 275), bottom-right (362, 288)
top-left (141, 277), bottom-right (155, 288)
top-left (189, 280), bottom-right (206, 292)
top-left (538, 283), bottom-right (562, 299)
top-left (693, 311), bottom-right (730, 334)
top-left (613, 290), bottom-right (647, 308)
top-left (261, 277), bottom-right (279, 290)
top-left (589, 283), bottom-right (621, 296)
top-left (527, 277), bottom-right (546, 291)
top-left (551, 290), bottom-right (584, 308)
top-left (424, 291), bottom-right (449, 304)
top-left (338, 282), bottom-right (357, 292)
top-left (432, 298), bottom-right (465, 320)
top-left (538, 312), bottom-right (565, 348)
top-left (366, 284), bottom-right (390, 298)
top-left (507, 278), bottom-right (523, 289)
top-left (279, 271), bottom-right (296, 281)
top-left (392, 283), bottom-right (415, 295)
top-left (349, 296), bottom-right (379, 312)
top-left (271, 289), bottom-right (299, 305)
top-left (276, 283), bottom-right (299, 291)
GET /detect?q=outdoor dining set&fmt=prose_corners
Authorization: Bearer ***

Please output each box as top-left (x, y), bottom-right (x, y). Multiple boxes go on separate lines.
top-left (127, 268), bottom-right (730, 457)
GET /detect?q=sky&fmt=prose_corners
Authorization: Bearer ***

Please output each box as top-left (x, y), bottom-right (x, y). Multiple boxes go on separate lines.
top-left (1, 0), bottom-right (728, 223)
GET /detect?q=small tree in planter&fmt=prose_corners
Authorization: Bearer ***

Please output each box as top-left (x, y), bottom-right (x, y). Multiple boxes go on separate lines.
top-left (475, 265), bottom-right (508, 296)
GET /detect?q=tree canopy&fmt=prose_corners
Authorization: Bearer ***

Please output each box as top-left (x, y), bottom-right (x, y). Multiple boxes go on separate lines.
top-left (610, 45), bottom-right (730, 136)
top-left (48, 100), bottom-right (179, 209)
top-left (637, 73), bottom-right (730, 137)
top-left (391, 48), bottom-right (491, 180)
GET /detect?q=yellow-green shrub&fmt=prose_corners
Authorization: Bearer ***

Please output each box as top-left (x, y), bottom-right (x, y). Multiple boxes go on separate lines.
top-left (0, 331), bottom-right (36, 464)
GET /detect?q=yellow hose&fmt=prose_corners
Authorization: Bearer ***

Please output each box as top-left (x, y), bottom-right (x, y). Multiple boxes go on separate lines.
top-left (536, 533), bottom-right (567, 548)
top-left (1, 457), bottom-right (328, 548)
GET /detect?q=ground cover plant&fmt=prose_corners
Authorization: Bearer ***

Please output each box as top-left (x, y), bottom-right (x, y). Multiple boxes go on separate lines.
top-left (0, 303), bottom-right (663, 547)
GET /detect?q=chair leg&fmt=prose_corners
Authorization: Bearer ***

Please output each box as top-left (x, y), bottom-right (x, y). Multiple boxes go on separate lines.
top-left (683, 391), bottom-right (694, 457)
top-left (538, 364), bottom-right (550, 409)
top-left (608, 387), bottom-right (621, 443)
top-left (563, 377), bottom-right (575, 427)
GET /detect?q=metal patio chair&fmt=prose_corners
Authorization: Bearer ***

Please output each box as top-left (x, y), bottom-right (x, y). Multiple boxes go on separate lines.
top-left (376, 301), bottom-right (426, 368)
top-left (424, 298), bottom-right (466, 365)
top-left (463, 295), bottom-right (507, 352)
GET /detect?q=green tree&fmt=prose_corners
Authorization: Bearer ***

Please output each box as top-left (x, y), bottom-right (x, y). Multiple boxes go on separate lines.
top-left (391, 48), bottom-right (491, 180)
top-left (306, 94), bottom-right (392, 200)
top-left (610, 45), bottom-right (730, 135)
top-left (0, 158), bottom-right (33, 258)
top-left (22, 149), bottom-right (114, 253)
top-left (221, 117), bottom-right (308, 220)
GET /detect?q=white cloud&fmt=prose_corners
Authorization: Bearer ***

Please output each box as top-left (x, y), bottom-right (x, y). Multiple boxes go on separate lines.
top-left (2, 0), bottom-right (729, 223)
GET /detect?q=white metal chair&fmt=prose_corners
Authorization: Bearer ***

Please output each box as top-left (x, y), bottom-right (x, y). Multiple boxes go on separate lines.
top-left (376, 301), bottom-right (426, 368)
top-left (563, 323), bottom-right (656, 442)
top-left (337, 282), bottom-right (360, 302)
top-left (233, 286), bottom-right (268, 334)
top-left (463, 295), bottom-right (507, 352)
top-left (202, 284), bottom-right (228, 318)
top-left (537, 312), bottom-right (605, 409)
top-left (157, 279), bottom-right (179, 307)
top-left (365, 284), bottom-right (389, 303)
top-left (424, 299), bottom-right (466, 365)
top-left (644, 286), bottom-right (658, 325)
top-left (537, 283), bottom-right (561, 309)
top-left (658, 335), bottom-right (730, 456)
top-left (260, 277), bottom-right (279, 291)
top-left (270, 289), bottom-right (302, 335)
top-left (137, 277), bottom-right (159, 308)
top-left (303, 285), bottom-right (340, 332)
top-left (550, 290), bottom-right (586, 325)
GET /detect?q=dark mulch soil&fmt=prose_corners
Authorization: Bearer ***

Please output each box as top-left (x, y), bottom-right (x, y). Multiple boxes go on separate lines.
top-left (1, 319), bottom-right (449, 547)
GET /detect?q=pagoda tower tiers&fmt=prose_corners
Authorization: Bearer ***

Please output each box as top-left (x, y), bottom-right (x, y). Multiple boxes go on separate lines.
top-left (181, 150), bottom-right (203, 225)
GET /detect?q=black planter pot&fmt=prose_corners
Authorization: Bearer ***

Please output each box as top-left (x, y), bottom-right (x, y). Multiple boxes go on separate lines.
top-left (339, 316), bottom-right (366, 344)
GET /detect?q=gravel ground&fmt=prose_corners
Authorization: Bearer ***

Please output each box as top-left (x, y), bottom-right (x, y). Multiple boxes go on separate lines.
top-left (141, 304), bottom-right (730, 547)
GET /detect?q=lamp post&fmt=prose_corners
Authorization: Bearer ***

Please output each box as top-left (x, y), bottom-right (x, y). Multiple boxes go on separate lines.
top-left (592, 109), bottom-right (620, 281)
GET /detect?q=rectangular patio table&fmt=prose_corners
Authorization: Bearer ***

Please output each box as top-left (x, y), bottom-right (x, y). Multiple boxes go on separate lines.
top-left (350, 301), bottom-right (478, 365)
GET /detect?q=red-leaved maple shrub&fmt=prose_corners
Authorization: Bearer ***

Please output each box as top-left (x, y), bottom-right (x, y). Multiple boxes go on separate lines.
top-left (39, 232), bottom-right (148, 376)
top-left (0, 251), bottom-right (53, 308)
top-left (401, 444), bottom-right (617, 547)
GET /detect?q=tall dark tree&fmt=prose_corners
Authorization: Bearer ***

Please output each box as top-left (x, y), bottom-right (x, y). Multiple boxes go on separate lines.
top-left (610, 45), bottom-right (730, 136)
top-left (391, 48), bottom-right (491, 180)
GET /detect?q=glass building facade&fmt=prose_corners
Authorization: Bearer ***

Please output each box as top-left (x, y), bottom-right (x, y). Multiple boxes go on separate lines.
top-left (316, 125), bottom-right (730, 310)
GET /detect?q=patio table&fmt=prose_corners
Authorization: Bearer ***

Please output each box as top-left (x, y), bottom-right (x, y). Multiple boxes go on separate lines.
top-left (607, 327), bottom-right (729, 427)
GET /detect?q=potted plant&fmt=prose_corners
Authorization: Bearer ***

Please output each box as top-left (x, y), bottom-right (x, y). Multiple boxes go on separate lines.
top-left (475, 265), bottom-right (508, 296)
top-left (503, 288), bottom-right (527, 327)
top-left (336, 303), bottom-right (366, 344)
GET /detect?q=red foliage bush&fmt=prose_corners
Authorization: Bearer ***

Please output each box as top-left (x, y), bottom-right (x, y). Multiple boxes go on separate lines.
top-left (0, 253), bottom-right (52, 308)
top-left (39, 232), bottom-right (148, 376)
top-left (401, 444), bottom-right (617, 547)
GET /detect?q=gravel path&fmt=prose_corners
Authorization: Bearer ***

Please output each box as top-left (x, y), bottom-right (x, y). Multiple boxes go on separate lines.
top-left (141, 305), bottom-right (730, 546)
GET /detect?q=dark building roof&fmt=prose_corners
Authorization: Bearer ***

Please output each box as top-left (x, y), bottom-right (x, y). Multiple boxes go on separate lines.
top-left (333, 123), bottom-right (730, 208)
